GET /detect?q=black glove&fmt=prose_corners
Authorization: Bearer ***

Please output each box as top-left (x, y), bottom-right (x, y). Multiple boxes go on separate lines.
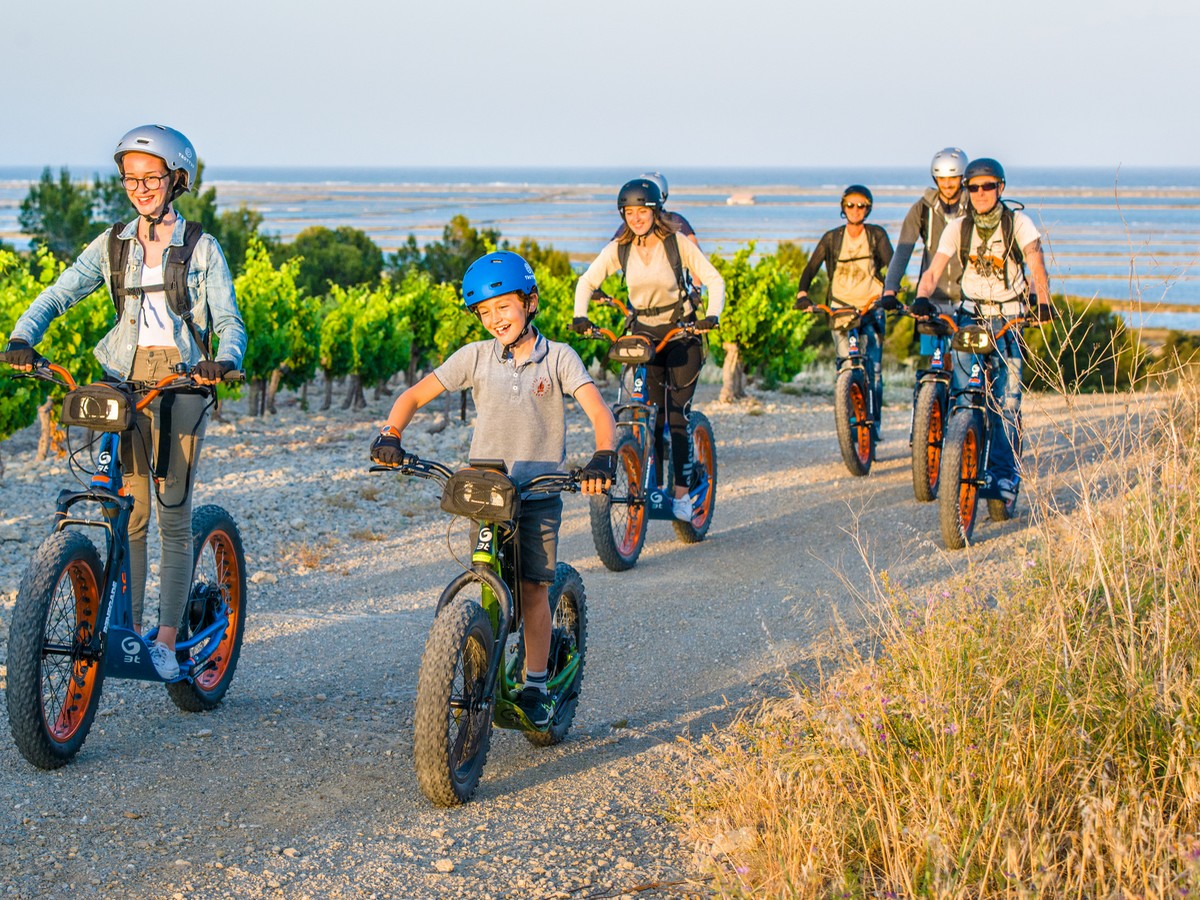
top-left (193, 359), bottom-right (234, 382)
top-left (793, 295), bottom-right (813, 312)
top-left (579, 450), bottom-right (617, 482)
top-left (2, 339), bottom-right (45, 368)
top-left (1035, 302), bottom-right (1054, 323)
top-left (910, 296), bottom-right (935, 318)
top-left (695, 316), bottom-right (719, 332)
top-left (880, 293), bottom-right (901, 312)
top-left (572, 316), bottom-right (594, 334)
top-left (370, 428), bottom-right (405, 466)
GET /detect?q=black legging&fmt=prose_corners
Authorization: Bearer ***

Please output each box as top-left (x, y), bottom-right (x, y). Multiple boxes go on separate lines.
top-left (638, 331), bottom-right (704, 488)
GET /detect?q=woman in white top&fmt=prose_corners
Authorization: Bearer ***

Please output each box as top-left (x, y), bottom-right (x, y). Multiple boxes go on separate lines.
top-left (572, 178), bottom-right (724, 520)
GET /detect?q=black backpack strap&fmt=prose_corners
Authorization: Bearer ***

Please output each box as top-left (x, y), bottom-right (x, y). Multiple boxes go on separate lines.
top-left (107, 224), bottom-right (132, 317)
top-left (958, 213), bottom-right (973, 276)
top-left (165, 222), bottom-right (210, 359)
top-left (617, 240), bottom-right (630, 276)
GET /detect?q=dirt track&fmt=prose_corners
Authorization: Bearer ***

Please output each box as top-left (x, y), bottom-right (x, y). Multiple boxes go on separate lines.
top-left (0, 375), bottom-right (1094, 898)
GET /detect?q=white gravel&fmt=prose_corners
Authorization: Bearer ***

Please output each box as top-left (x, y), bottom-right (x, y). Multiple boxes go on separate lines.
top-left (0, 373), bottom-right (1087, 898)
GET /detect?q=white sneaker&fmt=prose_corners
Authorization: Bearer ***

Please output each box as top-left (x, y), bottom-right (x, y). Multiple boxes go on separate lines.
top-left (672, 495), bottom-right (694, 521)
top-left (149, 641), bottom-right (180, 680)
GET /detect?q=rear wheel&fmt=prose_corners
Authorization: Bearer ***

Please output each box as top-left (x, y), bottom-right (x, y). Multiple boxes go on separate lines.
top-left (939, 410), bottom-right (984, 549)
top-left (167, 505), bottom-right (248, 712)
top-left (673, 411), bottom-right (717, 543)
top-left (912, 381), bottom-right (948, 502)
top-left (524, 564), bottom-right (588, 748)
top-left (834, 368), bottom-right (873, 477)
top-left (6, 531), bottom-right (106, 769)
top-left (589, 431), bottom-right (646, 570)
top-left (413, 598), bottom-right (495, 806)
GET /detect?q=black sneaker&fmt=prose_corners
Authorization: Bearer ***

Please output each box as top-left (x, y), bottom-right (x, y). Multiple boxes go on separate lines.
top-left (515, 687), bottom-right (553, 728)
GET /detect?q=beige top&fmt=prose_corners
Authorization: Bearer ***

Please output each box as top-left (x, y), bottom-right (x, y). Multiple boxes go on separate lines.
top-left (573, 234), bottom-right (725, 328)
top-left (831, 229), bottom-right (883, 309)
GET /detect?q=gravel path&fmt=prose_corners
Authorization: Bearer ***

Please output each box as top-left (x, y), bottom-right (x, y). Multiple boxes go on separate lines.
top-left (0, 373), bottom-right (1084, 899)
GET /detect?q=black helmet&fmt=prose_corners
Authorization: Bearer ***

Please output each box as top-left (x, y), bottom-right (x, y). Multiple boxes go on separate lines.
top-left (617, 178), bottom-right (664, 213)
top-left (841, 184), bottom-right (873, 213)
top-left (964, 158), bottom-right (1005, 184)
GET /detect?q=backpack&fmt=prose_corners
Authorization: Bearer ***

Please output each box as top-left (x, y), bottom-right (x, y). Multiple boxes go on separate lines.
top-left (956, 203), bottom-right (1026, 291)
top-left (616, 232), bottom-right (692, 321)
top-left (107, 221), bottom-right (211, 359)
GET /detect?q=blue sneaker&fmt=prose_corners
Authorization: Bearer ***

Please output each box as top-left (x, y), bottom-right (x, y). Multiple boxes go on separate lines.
top-left (515, 687), bottom-right (553, 728)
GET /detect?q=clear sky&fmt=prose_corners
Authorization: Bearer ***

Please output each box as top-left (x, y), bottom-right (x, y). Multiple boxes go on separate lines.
top-left (2, 0), bottom-right (1195, 170)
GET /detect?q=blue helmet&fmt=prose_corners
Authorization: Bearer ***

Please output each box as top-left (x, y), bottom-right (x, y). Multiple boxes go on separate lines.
top-left (461, 251), bottom-right (538, 309)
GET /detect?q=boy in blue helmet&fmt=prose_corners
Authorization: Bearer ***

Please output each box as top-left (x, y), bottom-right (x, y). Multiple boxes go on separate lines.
top-left (370, 251), bottom-right (617, 727)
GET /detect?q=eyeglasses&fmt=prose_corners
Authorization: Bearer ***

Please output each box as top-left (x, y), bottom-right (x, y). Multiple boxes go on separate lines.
top-left (966, 182), bottom-right (1001, 193)
top-left (843, 202), bottom-right (870, 210)
top-left (120, 173), bottom-right (171, 192)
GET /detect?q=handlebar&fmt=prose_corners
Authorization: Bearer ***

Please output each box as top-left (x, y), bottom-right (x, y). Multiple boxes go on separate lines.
top-left (1, 359), bottom-right (245, 407)
top-left (370, 456), bottom-right (585, 495)
top-left (582, 293), bottom-right (703, 353)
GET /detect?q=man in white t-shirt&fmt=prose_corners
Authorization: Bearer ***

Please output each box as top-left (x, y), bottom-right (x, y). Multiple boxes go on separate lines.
top-left (913, 157), bottom-right (1052, 501)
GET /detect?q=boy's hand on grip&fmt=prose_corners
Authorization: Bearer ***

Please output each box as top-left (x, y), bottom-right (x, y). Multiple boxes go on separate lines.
top-left (370, 427), bottom-right (405, 466)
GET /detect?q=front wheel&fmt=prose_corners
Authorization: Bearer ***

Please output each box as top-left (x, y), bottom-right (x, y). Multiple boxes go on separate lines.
top-left (911, 381), bottom-right (948, 502)
top-left (589, 431), bottom-right (647, 571)
top-left (167, 505), bottom-right (248, 712)
top-left (6, 531), bottom-right (106, 769)
top-left (413, 598), bottom-right (495, 806)
top-left (674, 411), bottom-right (717, 543)
top-left (939, 409), bottom-right (984, 549)
top-left (834, 368), bottom-right (874, 477)
top-left (524, 564), bottom-right (588, 747)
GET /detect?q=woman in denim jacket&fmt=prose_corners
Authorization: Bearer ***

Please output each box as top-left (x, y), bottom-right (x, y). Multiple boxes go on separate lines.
top-left (4, 124), bottom-right (247, 681)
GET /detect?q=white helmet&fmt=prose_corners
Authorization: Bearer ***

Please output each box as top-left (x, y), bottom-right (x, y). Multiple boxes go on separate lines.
top-left (114, 124), bottom-right (198, 197)
top-left (930, 147), bottom-right (968, 180)
top-left (639, 172), bottom-right (668, 202)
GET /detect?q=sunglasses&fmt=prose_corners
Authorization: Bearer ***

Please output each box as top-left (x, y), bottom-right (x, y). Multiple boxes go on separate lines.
top-left (842, 202), bottom-right (870, 210)
top-left (967, 182), bottom-right (1001, 193)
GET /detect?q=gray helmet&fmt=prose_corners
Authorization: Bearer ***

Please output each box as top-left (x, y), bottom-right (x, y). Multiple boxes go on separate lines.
top-left (930, 147), bottom-right (968, 180)
top-left (640, 172), bottom-right (668, 202)
top-left (964, 157), bottom-right (1005, 184)
top-left (114, 125), bottom-right (197, 196)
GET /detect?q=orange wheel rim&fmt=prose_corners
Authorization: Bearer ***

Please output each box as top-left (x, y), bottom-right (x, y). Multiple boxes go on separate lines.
top-left (692, 427), bottom-right (714, 524)
top-left (194, 532), bottom-right (242, 690)
top-left (959, 427), bottom-right (980, 530)
top-left (615, 445), bottom-right (645, 555)
top-left (851, 384), bottom-right (871, 464)
top-left (926, 402), bottom-right (944, 491)
top-left (47, 561), bottom-right (101, 742)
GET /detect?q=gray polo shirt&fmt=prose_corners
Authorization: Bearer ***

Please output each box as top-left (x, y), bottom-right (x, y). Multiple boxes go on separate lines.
top-left (434, 330), bottom-right (594, 487)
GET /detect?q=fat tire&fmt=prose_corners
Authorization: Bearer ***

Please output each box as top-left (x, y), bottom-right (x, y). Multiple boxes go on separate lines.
top-left (413, 599), bottom-right (495, 806)
top-left (6, 531), bottom-right (106, 769)
top-left (167, 505), bottom-right (248, 712)
top-left (524, 564), bottom-right (588, 748)
top-left (834, 369), bottom-right (873, 477)
top-left (673, 411), bottom-right (717, 543)
top-left (912, 381), bottom-right (947, 502)
top-left (589, 431), bottom-right (646, 570)
top-left (939, 410), bottom-right (984, 550)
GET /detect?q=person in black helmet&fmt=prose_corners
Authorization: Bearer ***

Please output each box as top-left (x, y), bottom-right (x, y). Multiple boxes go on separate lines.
top-left (2, 124), bottom-right (246, 682)
top-left (572, 178), bottom-right (724, 522)
top-left (610, 173), bottom-right (698, 246)
top-left (914, 157), bottom-right (1053, 502)
top-left (794, 185), bottom-right (894, 437)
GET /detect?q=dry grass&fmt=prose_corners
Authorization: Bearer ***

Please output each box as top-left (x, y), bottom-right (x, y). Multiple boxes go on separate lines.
top-left (679, 340), bottom-right (1200, 896)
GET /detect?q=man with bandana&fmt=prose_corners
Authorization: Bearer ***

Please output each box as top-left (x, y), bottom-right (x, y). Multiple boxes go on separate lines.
top-left (913, 157), bottom-right (1053, 502)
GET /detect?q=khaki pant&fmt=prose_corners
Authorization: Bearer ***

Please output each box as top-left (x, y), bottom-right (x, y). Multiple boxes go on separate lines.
top-left (119, 348), bottom-right (209, 630)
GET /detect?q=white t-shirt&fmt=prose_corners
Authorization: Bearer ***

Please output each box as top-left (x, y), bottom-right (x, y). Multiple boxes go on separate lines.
top-left (937, 209), bottom-right (1040, 309)
top-left (137, 264), bottom-right (176, 347)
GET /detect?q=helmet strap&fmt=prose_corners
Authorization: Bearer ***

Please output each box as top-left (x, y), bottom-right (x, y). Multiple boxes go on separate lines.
top-left (500, 297), bottom-right (537, 360)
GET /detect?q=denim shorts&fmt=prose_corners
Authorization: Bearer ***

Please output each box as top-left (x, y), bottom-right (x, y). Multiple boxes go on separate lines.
top-left (515, 496), bottom-right (563, 584)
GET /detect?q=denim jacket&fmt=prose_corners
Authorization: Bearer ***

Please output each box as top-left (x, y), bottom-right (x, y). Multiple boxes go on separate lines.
top-left (9, 216), bottom-right (247, 379)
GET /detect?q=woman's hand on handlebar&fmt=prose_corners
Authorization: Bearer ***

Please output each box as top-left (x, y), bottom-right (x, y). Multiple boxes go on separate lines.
top-left (572, 316), bottom-right (594, 335)
top-left (793, 292), bottom-right (813, 312)
top-left (1, 340), bottom-right (46, 372)
top-left (192, 359), bottom-right (235, 386)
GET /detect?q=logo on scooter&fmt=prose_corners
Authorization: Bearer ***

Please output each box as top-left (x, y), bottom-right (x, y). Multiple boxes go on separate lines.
top-left (649, 490), bottom-right (663, 506)
top-left (121, 636), bottom-right (142, 664)
top-left (849, 335), bottom-right (859, 352)
top-left (969, 363), bottom-right (983, 388)
top-left (932, 348), bottom-right (943, 366)
top-left (475, 526), bottom-right (493, 552)
top-left (97, 450), bottom-right (112, 467)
